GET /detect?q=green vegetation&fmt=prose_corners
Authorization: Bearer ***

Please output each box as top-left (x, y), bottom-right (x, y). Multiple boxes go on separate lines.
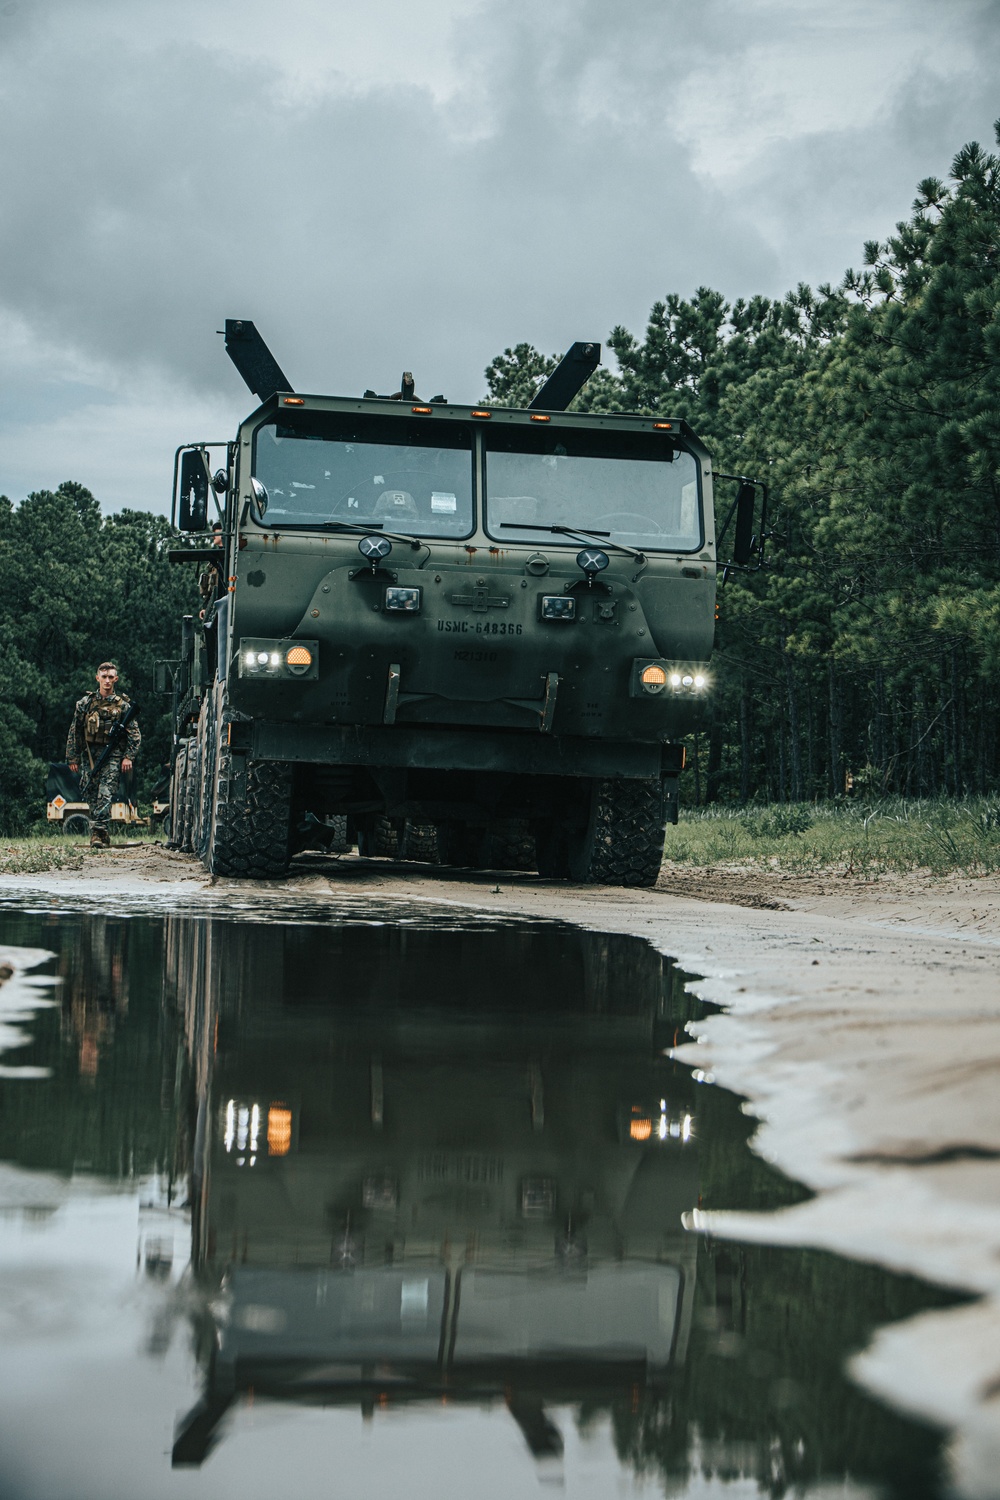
top-left (0, 836), bottom-right (87, 876)
top-left (667, 797), bottom-right (1000, 877)
top-left (488, 124), bottom-right (1000, 809)
top-left (0, 824), bottom-right (167, 876)
top-left (0, 483), bottom-right (193, 832)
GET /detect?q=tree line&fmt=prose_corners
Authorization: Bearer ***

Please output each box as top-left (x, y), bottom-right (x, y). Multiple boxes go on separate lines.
top-left (0, 485), bottom-right (191, 832)
top-left (1, 125), bottom-right (996, 832)
top-left (487, 124), bottom-right (1000, 804)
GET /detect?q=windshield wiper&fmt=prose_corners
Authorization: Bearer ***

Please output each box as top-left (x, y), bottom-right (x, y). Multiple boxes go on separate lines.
top-left (318, 519), bottom-right (383, 532)
top-left (502, 522), bottom-right (611, 537)
top-left (499, 521), bottom-right (645, 562)
top-left (318, 519), bottom-right (424, 549)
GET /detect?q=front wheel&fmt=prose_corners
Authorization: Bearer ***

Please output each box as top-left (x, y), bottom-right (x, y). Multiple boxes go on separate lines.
top-left (197, 691), bottom-right (293, 877)
top-left (567, 777), bottom-right (666, 888)
top-left (210, 751), bottom-right (292, 878)
top-left (537, 779), bottom-right (666, 887)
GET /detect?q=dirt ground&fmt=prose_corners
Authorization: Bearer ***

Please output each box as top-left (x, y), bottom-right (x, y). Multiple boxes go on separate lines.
top-left (4, 843), bottom-right (1000, 1495)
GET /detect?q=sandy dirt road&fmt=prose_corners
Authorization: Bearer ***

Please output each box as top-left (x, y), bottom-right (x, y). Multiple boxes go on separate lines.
top-left (3, 845), bottom-right (1000, 1495)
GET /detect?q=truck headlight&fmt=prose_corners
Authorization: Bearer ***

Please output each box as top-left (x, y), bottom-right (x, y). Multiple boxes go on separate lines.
top-left (540, 595), bottom-right (576, 621)
top-left (384, 586), bottom-right (421, 612)
top-left (238, 638), bottom-right (319, 680)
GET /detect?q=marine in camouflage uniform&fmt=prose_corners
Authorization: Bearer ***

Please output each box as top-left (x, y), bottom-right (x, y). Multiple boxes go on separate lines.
top-left (65, 662), bottom-right (141, 845)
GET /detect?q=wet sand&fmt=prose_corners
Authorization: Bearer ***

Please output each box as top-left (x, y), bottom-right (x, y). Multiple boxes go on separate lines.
top-left (3, 844), bottom-right (1000, 1496)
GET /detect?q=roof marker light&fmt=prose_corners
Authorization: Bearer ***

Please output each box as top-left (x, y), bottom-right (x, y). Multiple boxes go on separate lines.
top-left (530, 414), bottom-right (551, 422)
top-left (283, 397), bottom-right (305, 406)
top-left (471, 409), bottom-right (492, 419)
top-left (652, 421), bottom-right (672, 430)
top-left (411, 406), bottom-right (432, 415)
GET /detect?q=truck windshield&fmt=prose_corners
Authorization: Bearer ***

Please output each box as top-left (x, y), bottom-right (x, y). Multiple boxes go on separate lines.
top-left (484, 427), bottom-right (702, 553)
top-left (252, 414), bottom-right (474, 537)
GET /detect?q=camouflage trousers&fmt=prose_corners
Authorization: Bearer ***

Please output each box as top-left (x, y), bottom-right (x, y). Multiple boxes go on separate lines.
top-left (81, 756), bottom-right (123, 832)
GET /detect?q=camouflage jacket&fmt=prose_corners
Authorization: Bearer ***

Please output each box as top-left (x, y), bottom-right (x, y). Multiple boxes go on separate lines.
top-left (65, 691), bottom-right (141, 765)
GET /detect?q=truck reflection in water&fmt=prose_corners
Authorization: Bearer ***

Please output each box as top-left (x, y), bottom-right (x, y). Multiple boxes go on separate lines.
top-left (165, 916), bottom-right (704, 1469)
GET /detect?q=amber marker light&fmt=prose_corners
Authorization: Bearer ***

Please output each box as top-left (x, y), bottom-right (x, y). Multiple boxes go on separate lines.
top-left (530, 414), bottom-right (551, 422)
top-left (471, 409), bottom-right (492, 418)
top-left (652, 421), bottom-right (672, 430)
top-left (285, 645), bottom-right (313, 675)
top-left (283, 397), bottom-right (305, 406)
top-left (411, 406), bottom-right (433, 414)
top-left (641, 664), bottom-right (668, 686)
top-left (267, 1105), bottom-right (292, 1155)
top-left (630, 1118), bottom-right (653, 1141)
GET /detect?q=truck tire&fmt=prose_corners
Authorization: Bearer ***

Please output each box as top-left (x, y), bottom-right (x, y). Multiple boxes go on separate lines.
top-left (567, 777), bottom-right (666, 888)
top-left (199, 698), bottom-right (293, 878)
top-left (179, 740), bottom-right (198, 854)
top-left (487, 820), bottom-right (536, 871)
top-left (399, 821), bottom-right (440, 863)
top-left (211, 758), bottom-right (292, 879)
top-left (358, 816), bottom-right (400, 858)
top-left (437, 822), bottom-right (489, 869)
top-left (193, 700), bottom-right (216, 863)
top-left (166, 743), bottom-right (186, 848)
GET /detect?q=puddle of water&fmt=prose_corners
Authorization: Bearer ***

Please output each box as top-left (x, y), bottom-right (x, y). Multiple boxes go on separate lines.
top-left (0, 906), bottom-right (961, 1500)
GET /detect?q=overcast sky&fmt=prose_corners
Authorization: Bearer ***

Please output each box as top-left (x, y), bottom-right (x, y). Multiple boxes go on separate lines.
top-left (1, 0), bottom-right (998, 514)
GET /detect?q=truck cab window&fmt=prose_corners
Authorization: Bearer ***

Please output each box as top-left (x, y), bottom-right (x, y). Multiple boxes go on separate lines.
top-left (252, 414), bottom-right (474, 538)
top-left (484, 427), bottom-right (702, 553)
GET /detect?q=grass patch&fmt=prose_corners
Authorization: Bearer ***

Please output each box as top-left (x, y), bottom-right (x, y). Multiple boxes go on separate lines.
top-left (2, 804), bottom-right (998, 881)
top-left (0, 829), bottom-right (159, 876)
top-left (0, 835), bottom-right (90, 876)
top-left (667, 798), bottom-right (1000, 878)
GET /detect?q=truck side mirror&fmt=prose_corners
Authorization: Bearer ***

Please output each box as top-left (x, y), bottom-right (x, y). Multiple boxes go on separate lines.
top-left (153, 660), bottom-right (179, 694)
top-left (732, 483), bottom-right (756, 567)
top-left (250, 477), bottom-right (269, 521)
top-left (179, 450), bottom-right (210, 531)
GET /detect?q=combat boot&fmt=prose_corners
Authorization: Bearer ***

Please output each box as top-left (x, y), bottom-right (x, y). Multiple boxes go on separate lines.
top-left (90, 826), bottom-right (110, 848)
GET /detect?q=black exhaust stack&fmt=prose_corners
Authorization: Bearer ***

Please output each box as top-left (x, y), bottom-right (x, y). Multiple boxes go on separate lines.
top-left (223, 319), bottom-right (293, 402)
top-left (528, 341), bottom-right (601, 412)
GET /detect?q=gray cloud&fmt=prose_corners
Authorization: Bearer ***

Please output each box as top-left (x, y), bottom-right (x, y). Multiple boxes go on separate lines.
top-left (0, 0), bottom-right (997, 510)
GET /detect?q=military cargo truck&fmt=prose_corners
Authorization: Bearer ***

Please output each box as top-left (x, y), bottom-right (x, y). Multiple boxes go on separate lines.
top-left (165, 321), bottom-right (763, 884)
